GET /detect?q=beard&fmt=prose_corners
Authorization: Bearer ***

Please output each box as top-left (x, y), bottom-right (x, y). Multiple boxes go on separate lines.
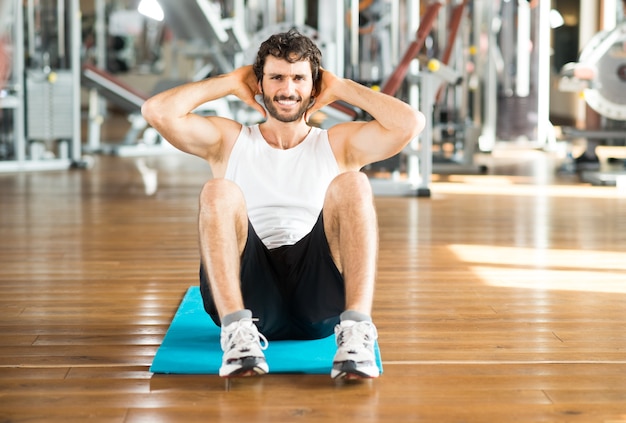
top-left (263, 93), bottom-right (313, 123)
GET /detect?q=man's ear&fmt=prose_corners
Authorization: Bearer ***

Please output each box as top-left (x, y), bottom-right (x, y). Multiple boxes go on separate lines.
top-left (257, 80), bottom-right (263, 94)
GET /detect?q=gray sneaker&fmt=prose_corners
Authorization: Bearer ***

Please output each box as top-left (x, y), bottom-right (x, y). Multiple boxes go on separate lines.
top-left (219, 318), bottom-right (269, 377)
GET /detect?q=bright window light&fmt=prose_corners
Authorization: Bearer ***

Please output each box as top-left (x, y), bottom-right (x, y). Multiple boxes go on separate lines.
top-left (138, 0), bottom-right (164, 22)
top-left (448, 244), bottom-right (626, 294)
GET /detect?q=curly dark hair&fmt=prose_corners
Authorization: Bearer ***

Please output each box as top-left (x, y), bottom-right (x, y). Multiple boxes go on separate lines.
top-left (252, 29), bottom-right (322, 87)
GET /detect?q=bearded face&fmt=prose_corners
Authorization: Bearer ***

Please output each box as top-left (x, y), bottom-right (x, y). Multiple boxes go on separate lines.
top-left (259, 56), bottom-right (316, 123)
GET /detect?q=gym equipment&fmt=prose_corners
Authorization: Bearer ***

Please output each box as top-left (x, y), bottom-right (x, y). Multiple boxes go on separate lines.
top-left (82, 64), bottom-right (148, 115)
top-left (476, 0), bottom-right (553, 151)
top-left (369, 0), bottom-right (485, 196)
top-left (82, 63), bottom-right (159, 155)
top-left (156, 0), bottom-right (250, 74)
top-left (559, 20), bottom-right (626, 185)
top-left (561, 22), bottom-right (626, 121)
top-left (366, 1), bottom-right (443, 197)
top-left (380, 2), bottom-right (442, 97)
top-left (0, 0), bottom-right (84, 172)
top-left (150, 286), bottom-right (383, 375)
top-left (82, 63), bottom-right (235, 156)
top-left (426, 0), bottom-right (485, 176)
top-left (85, 0), bottom-right (254, 156)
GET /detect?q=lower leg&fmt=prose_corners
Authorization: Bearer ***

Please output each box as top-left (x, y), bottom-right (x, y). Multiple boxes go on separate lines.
top-left (323, 172), bottom-right (378, 316)
top-left (198, 179), bottom-right (249, 320)
top-left (199, 180), bottom-right (269, 378)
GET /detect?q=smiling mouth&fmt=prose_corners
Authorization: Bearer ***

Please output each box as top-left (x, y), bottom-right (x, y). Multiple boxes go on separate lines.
top-left (275, 97), bottom-right (300, 107)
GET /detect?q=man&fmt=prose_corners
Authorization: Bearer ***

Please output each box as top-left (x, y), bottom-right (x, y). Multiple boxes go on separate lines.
top-left (142, 29), bottom-right (424, 379)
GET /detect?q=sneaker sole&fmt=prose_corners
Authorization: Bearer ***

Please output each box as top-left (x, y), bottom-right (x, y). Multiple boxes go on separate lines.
top-left (331, 360), bottom-right (379, 380)
top-left (220, 357), bottom-right (269, 378)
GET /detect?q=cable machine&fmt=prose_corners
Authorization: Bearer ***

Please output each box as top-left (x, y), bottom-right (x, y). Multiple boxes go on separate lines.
top-left (0, 0), bottom-right (83, 172)
top-left (477, 0), bottom-right (553, 151)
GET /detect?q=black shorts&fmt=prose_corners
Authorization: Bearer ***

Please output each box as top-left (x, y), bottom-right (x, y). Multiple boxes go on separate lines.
top-left (199, 213), bottom-right (345, 340)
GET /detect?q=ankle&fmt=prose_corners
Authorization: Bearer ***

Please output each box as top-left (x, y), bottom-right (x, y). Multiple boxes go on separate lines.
top-left (340, 310), bottom-right (372, 323)
top-left (221, 309), bottom-right (252, 327)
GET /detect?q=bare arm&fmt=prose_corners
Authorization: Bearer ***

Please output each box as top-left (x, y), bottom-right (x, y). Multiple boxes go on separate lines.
top-left (307, 69), bottom-right (425, 171)
top-left (141, 66), bottom-right (266, 164)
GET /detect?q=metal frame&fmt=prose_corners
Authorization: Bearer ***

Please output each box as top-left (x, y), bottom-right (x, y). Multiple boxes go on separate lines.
top-left (368, 0), bottom-right (437, 197)
top-left (0, 0), bottom-right (83, 173)
top-left (479, 0), bottom-right (554, 151)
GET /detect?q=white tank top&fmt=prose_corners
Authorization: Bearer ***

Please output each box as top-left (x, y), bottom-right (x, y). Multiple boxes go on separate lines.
top-left (225, 124), bottom-right (340, 249)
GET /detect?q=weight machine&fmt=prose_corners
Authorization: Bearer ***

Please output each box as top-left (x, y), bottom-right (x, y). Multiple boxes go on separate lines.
top-left (353, 0), bottom-right (487, 195)
top-left (82, 0), bottom-right (250, 156)
top-left (559, 18), bottom-right (626, 186)
top-left (0, 0), bottom-right (84, 172)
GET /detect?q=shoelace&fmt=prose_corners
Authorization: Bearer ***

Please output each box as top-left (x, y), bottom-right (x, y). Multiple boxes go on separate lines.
top-left (222, 318), bottom-right (269, 352)
top-left (336, 321), bottom-right (378, 350)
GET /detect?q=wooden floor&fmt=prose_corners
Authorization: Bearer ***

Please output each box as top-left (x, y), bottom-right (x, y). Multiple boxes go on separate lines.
top-left (1, 150), bottom-right (626, 422)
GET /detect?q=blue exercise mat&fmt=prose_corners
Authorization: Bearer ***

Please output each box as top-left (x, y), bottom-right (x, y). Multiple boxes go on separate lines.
top-left (150, 286), bottom-right (383, 374)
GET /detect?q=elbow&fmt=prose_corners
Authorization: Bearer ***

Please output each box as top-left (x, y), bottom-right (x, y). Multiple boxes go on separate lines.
top-left (141, 96), bottom-right (174, 131)
top-left (398, 109), bottom-right (425, 145)
top-left (141, 98), bottom-right (160, 128)
top-left (410, 109), bottom-right (426, 140)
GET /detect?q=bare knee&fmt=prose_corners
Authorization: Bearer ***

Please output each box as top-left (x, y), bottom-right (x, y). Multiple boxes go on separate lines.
top-left (325, 171), bottom-right (373, 207)
top-left (199, 179), bottom-right (246, 217)
top-left (198, 179), bottom-right (248, 251)
top-left (323, 171), bottom-right (376, 232)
